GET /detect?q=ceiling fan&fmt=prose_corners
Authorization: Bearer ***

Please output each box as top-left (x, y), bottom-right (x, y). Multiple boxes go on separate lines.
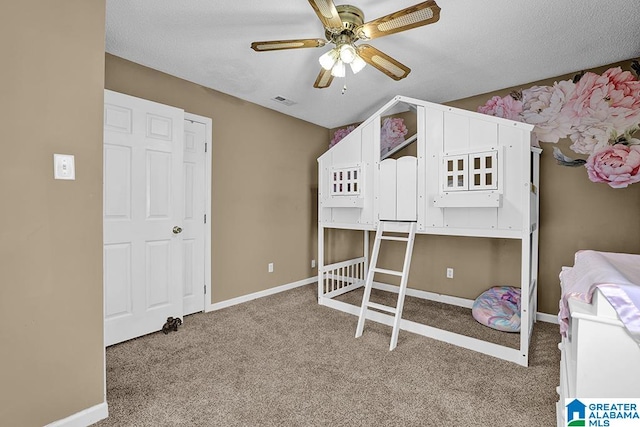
top-left (250, 0), bottom-right (441, 89)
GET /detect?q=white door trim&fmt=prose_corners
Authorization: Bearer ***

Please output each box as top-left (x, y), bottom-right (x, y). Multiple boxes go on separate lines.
top-left (184, 112), bottom-right (212, 310)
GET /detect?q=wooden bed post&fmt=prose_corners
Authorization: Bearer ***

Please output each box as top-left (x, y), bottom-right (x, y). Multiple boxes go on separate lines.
top-left (531, 149), bottom-right (541, 318)
top-left (520, 231), bottom-right (531, 365)
top-left (363, 229), bottom-right (369, 285)
top-left (318, 224), bottom-right (324, 304)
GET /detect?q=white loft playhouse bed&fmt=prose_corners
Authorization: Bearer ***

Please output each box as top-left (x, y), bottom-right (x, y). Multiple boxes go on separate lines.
top-left (317, 95), bottom-right (541, 366)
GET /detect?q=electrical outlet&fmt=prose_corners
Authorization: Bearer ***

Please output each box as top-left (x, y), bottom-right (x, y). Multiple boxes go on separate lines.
top-left (446, 267), bottom-right (454, 279)
top-left (311, 259), bottom-right (316, 268)
top-left (268, 263), bottom-right (274, 273)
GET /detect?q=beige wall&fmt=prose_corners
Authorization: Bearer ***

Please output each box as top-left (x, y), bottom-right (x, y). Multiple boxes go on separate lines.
top-left (105, 55), bottom-right (329, 303)
top-left (329, 59), bottom-right (640, 315)
top-left (0, 1), bottom-right (106, 426)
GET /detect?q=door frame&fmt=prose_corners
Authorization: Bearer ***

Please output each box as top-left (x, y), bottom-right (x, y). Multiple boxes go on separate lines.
top-left (184, 112), bottom-right (213, 311)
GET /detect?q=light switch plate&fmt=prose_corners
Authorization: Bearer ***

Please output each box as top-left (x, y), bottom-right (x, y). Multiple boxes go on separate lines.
top-left (54, 154), bottom-right (75, 180)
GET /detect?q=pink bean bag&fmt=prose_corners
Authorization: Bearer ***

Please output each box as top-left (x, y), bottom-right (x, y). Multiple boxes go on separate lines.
top-left (472, 286), bottom-right (521, 332)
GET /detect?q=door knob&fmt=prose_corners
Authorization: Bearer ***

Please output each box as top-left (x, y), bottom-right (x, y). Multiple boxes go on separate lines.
top-left (172, 226), bottom-right (183, 234)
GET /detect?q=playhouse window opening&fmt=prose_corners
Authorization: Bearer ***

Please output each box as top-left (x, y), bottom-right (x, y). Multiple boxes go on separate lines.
top-left (331, 165), bottom-right (362, 196)
top-left (443, 149), bottom-right (498, 192)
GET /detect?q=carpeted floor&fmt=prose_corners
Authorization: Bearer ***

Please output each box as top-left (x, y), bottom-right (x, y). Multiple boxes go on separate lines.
top-left (95, 284), bottom-right (561, 426)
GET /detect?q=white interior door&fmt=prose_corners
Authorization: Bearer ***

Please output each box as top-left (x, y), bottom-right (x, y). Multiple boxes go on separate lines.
top-left (182, 119), bottom-right (206, 315)
top-left (103, 90), bottom-right (184, 347)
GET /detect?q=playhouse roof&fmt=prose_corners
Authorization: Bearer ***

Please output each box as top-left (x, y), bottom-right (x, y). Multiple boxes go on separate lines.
top-left (319, 95), bottom-right (534, 161)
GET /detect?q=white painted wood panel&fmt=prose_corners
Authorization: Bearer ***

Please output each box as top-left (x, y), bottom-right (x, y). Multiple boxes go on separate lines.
top-left (331, 207), bottom-right (364, 224)
top-left (360, 121), bottom-right (375, 225)
top-left (469, 119), bottom-right (498, 147)
top-left (104, 104), bottom-right (132, 134)
top-left (443, 112), bottom-right (470, 152)
top-left (558, 288), bottom-right (640, 416)
top-left (331, 128), bottom-right (361, 165)
top-left (379, 159), bottom-right (396, 221)
top-left (444, 207), bottom-right (497, 229)
top-left (104, 90), bottom-right (184, 347)
top-left (498, 126), bottom-right (526, 231)
top-left (103, 145), bottom-right (131, 220)
top-left (147, 150), bottom-right (172, 218)
top-left (104, 243), bottom-right (132, 319)
top-left (424, 107), bottom-right (444, 228)
top-left (396, 156), bottom-right (417, 221)
top-left (318, 158), bottom-right (331, 223)
top-left (146, 240), bottom-right (171, 308)
top-left (182, 238), bottom-right (195, 305)
top-left (325, 128), bottom-right (365, 225)
top-left (416, 106), bottom-right (427, 230)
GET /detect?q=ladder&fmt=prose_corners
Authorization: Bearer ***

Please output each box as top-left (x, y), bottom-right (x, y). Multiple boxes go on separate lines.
top-left (355, 220), bottom-right (417, 350)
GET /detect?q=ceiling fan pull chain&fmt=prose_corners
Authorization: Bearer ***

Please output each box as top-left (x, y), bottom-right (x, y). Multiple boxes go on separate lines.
top-left (342, 74), bottom-right (347, 95)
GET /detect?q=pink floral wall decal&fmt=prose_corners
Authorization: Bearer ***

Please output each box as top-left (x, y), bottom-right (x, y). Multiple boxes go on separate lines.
top-left (329, 125), bottom-right (356, 148)
top-left (380, 117), bottom-right (408, 154)
top-left (586, 144), bottom-right (640, 188)
top-left (478, 62), bottom-right (640, 188)
top-left (477, 94), bottom-right (523, 121)
top-left (329, 117), bottom-right (409, 156)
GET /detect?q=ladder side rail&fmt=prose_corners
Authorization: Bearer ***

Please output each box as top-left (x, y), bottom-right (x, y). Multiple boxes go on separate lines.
top-left (389, 222), bottom-right (417, 350)
top-left (355, 222), bottom-right (384, 337)
top-left (318, 224), bottom-right (324, 303)
top-left (363, 229), bottom-right (369, 288)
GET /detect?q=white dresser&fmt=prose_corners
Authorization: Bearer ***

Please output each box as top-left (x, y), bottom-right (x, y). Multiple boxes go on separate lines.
top-left (556, 287), bottom-right (640, 426)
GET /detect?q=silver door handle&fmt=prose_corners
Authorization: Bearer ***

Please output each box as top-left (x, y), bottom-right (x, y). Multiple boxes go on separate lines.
top-left (172, 226), bottom-right (183, 234)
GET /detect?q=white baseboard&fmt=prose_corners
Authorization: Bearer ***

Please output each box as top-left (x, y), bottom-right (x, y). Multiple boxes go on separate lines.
top-left (204, 277), bottom-right (560, 323)
top-left (45, 401), bottom-right (108, 427)
top-left (536, 311), bottom-right (559, 324)
top-left (206, 277), bottom-right (316, 312)
top-left (373, 281), bottom-right (475, 309)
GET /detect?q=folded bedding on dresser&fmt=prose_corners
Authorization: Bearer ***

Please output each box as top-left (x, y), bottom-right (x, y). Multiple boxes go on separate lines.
top-left (559, 250), bottom-right (640, 345)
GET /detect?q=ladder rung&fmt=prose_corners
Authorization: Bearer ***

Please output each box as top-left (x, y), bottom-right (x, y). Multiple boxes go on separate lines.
top-left (373, 267), bottom-right (403, 277)
top-left (366, 302), bottom-right (397, 314)
top-left (380, 236), bottom-right (410, 242)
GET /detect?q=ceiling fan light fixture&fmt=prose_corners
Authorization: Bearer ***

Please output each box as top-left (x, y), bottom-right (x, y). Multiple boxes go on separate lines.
top-left (319, 48), bottom-right (339, 70)
top-left (349, 55), bottom-right (366, 74)
top-left (339, 43), bottom-right (357, 64)
top-left (331, 59), bottom-right (346, 77)
top-left (252, 0), bottom-right (442, 89)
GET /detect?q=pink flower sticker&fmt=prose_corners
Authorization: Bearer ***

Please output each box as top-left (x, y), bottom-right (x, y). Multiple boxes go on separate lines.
top-left (565, 67), bottom-right (640, 149)
top-left (330, 125), bottom-right (356, 148)
top-left (381, 117), bottom-right (408, 152)
top-left (585, 144), bottom-right (640, 188)
top-left (477, 94), bottom-right (523, 121)
top-left (521, 82), bottom-right (576, 144)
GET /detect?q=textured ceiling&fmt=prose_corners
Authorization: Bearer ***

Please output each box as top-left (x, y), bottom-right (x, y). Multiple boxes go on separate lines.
top-left (106, 0), bottom-right (640, 129)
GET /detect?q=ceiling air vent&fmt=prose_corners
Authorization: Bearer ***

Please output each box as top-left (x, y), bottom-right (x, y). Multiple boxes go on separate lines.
top-left (271, 96), bottom-right (296, 106)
